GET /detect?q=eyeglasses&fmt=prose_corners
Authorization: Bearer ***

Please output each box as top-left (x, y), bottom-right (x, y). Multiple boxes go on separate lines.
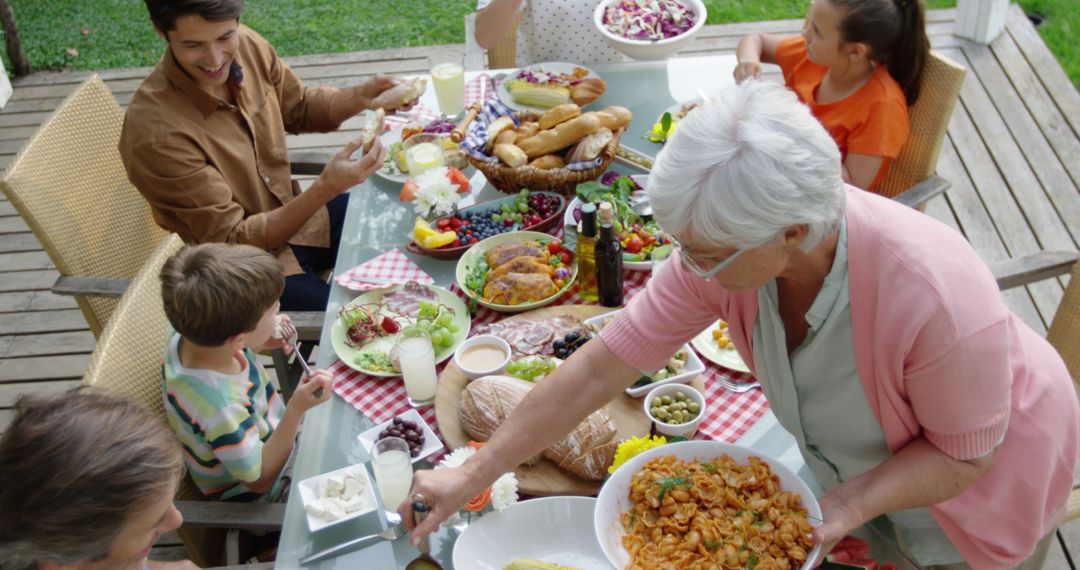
top-left (665, 234), bottom-right (748, 280)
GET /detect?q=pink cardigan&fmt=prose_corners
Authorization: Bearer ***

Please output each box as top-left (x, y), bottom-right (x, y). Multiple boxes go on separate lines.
top-left (602, 187), bottom-right (1079, 568)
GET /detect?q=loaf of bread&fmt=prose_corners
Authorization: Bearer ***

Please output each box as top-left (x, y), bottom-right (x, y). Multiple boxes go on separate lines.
top-left (494, 143), bottom-right (528, 167)
top-left (495, 129), bottom-right (518, 146)
top-left (539, 104), bottom-right (582, 130)
top-left (570, 78), bottom-right (607, 106)
top-left (370, 77), bottom-right (427, 111)
top-left (515, 121), bottom-right (540, 139)
top-left (360, 108), bottom-right (385, 153)
top-left (516, 113), bottom-right (602, 159)
top-left (567, 127), bottom-right (613, 162)
top-left (486, 116), bottom-right (516, 153)
top-left (591, 106), bottom-right (633, 132)
top-left (458, 375), bottom-right (617, 480)
top-left (528, 154), bottom-right (566, 170)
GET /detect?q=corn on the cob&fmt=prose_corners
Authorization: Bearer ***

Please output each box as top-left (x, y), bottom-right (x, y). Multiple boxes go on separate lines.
top-left (503, 560), bottom-right (580, 570)
top-left (505, 81), bottom-right (570, 109)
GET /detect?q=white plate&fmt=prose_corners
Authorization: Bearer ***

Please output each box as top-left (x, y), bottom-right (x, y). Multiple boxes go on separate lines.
top-left (374, 124), bottom-right (410, 183)
top-left (297, 464), bottom-right (379, 532)
top-left (563, 174), bottom-right (655, 271)
top-left (497, 62), bottom-right (602, 111)
top-left (690, 319), bottom-right (750, 373)
top-left (453, 496), bottom-right (609, 570)
top-left (583, 309), bottom-right (705, 397)
top-left (595, 440), bottom-right (823, 570)
top-left (356, 408), bottom-right (444, 464)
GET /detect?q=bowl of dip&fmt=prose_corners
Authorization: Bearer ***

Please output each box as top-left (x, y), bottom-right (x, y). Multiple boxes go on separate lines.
top-left (453, 335), bottom-right (512, 380)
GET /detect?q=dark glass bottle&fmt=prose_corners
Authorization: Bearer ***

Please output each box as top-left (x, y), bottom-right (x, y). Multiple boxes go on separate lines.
top-left (595, 202), bottom-right (624, 307)
top-left (577, 203), bottom-right (599, 302)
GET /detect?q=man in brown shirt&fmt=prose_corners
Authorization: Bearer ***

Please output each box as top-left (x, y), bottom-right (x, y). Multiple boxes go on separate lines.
top-left (121, 0), bottom-right (415, 310)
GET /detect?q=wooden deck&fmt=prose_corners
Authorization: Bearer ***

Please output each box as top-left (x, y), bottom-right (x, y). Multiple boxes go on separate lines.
top-left (1, 6), bottom-right (1078, 565)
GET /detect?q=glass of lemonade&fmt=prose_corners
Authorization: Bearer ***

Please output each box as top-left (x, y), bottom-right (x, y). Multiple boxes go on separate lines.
top-left (397, 329), bottom-right (438, 407)
top-left (371, 436), bottom-right (413, 511)
top-left (402, 133), bottom-right (445, 178)
top-left (429, 52), bottom-right (465, 118)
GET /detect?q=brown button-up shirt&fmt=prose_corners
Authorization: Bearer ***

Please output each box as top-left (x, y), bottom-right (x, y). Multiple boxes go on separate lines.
top-left (120, 25), bottom-right (343, 275)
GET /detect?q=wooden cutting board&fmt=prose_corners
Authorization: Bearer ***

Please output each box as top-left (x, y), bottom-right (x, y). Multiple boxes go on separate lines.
top-left (434, 304), bottom-right (705, 496)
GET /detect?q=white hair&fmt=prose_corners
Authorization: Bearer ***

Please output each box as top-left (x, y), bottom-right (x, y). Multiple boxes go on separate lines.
top-left (648, 81), bottom-right (845, 252)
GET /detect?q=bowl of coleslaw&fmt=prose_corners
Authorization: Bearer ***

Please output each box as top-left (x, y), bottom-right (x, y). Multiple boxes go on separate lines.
top-left (593, 0), bottom-right (707, 61)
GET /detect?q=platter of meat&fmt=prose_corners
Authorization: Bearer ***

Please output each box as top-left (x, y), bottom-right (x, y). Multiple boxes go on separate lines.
top-left (330, 281), bottom-right (471, 377)
top-left (456, 231), bottom-right (578, 313)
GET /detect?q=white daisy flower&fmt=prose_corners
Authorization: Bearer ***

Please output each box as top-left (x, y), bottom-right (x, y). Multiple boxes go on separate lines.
top-left (413, 167), bottom-right (460, 218)
top-left (491, 472), bottom-right (519, 511)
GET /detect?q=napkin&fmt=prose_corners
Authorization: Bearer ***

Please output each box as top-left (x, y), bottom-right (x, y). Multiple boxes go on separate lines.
top-left (465, 74), bottom-right (496, 107)
top-left (333, 249), bottom-right (435, 292)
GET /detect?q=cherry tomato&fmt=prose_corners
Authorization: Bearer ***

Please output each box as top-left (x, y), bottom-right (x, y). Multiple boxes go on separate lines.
top-left (400, 179), bottom-right (419, 202)
top-left (626, 236), bottom-right (644, 254)
top-left (447, 167), bottom-right (471, 193)
top-left (559, 250), bottom-right (573, 265)
top-left (547, 240), bottom-right (563, 255)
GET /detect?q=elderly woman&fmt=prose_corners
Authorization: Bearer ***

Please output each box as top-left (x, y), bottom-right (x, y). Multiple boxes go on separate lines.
top-left (405, 82), bottom-right (1078, 568)
top-left (0, 389), bottom-right (197, 570)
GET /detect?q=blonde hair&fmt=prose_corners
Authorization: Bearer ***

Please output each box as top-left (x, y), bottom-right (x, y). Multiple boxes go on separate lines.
top-left (0, 389), bottom-right (183, 569)
top-left (160, 243), bottom-right (284, 346)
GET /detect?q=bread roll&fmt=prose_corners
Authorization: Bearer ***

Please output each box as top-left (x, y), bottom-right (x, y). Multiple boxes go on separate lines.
top-left (370, 77), bottom-right (427, 111)
top-left (516, 113), bottom-right (602, 159)
top-left (591, 106), bottom-right (633, 132)
top-left (485, 116), bottom-right (516, 153)
top-left (360, 108), bottom-right (385, 153)
top-left (528, 154), bottom-right (566, 170)
top-left (495, 129), bottom-right (518, 146)
top-left (539, 103), bottom-right (582, 130)
top-left (567, 127), bottom-right (612, 162)
top-left (515, 122), bottom-right (540, 139)
top-left (457, 375), bottom-right (617, 479)
top-left (494, 143), bottom-right (528, 167)
top-left (570, 78), bottom-right (607, 106)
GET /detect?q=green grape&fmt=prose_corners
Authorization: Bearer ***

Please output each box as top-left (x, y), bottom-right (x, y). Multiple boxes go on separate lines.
top-left (430, 330), bottom-right (445, 346)
top-left (492, 213), bottom-right (503, 222)
top-left (514, 213), bottom-right (523, 223)
top-left (436, 327), bottom-right (451, 345)
top-left (446, 323), bottom-right (459, 333)
top-left (418, 320), bottom-right (433, 331)
top-left (418, 300), bottom-right (434, 317)
top-left (501, 203), bottom-right (513, 214)
top-left (436, 312), bottom-right (453, 326)
top-left (517, 202), bottom-right (529, 213)
top-left (518, 189), bottom-right (530, 199)
top-left (507, 361), bottom-right (521, 374)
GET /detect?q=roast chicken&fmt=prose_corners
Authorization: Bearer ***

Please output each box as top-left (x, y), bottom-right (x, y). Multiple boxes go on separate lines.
top-left (484, 272), bottom-right (559, 305)
top-left (485, 241), bottom-right (545, 268)
top-left (489, 255), bottom-right (555, 280)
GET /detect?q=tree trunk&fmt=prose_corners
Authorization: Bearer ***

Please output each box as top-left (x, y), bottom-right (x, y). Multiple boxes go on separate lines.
top-left (0, 0), bottom-right (30, 77)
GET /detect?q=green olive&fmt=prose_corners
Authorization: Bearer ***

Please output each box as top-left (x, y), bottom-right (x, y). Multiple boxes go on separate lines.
top-left (675, 391), bottom-right (687, 402)
top-left (688, 402), bottom-right (701, 413)
top-left (661, 395), bottom-right (673, 405)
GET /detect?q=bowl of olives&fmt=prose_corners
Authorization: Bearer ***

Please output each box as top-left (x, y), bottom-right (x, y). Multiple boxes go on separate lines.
top-left (643, 384), bottom-right (706, 437)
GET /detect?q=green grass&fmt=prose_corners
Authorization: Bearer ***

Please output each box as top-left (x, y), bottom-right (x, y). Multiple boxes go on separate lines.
top-left (0, 0), bottom-right (1076, 90)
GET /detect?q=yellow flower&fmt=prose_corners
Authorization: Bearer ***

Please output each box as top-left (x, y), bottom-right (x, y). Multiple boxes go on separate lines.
top-left (608, 435), bottom-right (668, 475)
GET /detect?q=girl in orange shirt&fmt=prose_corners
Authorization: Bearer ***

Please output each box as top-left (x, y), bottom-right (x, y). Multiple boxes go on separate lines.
top-left (734, 0), bottom-right (930, 192)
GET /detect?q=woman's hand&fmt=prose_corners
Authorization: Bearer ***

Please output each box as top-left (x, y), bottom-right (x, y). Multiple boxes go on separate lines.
top-left (813, 486), bottom-right (868, 558)
top-left (399, 464), bottom-right (492, 544)
top-left (733, 60), bottom-right (762, 83)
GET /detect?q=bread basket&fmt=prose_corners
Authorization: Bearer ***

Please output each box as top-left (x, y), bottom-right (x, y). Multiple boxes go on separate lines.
top-left (452, 104), bottom-right (624, 197)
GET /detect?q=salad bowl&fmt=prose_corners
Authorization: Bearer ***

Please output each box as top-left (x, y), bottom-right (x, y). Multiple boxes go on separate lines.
top-left (593, 0), bottom-right (707, 61)
top-left (456, 231), bottom-right (578, 313)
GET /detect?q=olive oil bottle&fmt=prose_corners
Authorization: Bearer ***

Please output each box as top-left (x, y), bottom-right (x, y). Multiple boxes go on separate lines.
top-left (595, 202), bottom-right (624, 307)
top-left (577, 203), bottom-right (599, 302)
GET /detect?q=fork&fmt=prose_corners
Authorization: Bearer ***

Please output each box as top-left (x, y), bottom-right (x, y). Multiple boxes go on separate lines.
top-left (717, 377), bottom-right (761, 393)
top-left (277, 317), bottom-right (322, 398)
top-left (299, 511), bottom-right (405, 564)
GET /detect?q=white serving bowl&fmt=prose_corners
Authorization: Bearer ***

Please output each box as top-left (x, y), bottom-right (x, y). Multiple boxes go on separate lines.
top-left (593, 0), bottom-right (708, 61)
top-left (453, 334), bottom-right (512, 380)
top-left (595, 440), bottom-right (823, 570)
top-left (643, 383), bottom-right (705, 437)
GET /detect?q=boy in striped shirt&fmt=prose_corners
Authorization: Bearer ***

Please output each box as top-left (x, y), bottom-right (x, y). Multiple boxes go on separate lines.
top-left (159, 243), bottom-right (332, 500)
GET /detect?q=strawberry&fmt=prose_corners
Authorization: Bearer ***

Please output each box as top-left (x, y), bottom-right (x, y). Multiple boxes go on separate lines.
top-left (380, 316), bottom-right (400, 334)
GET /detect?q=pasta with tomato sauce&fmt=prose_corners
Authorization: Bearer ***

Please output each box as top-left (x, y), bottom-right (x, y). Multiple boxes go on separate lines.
top-left (620, 454), bottom-right (815, 570)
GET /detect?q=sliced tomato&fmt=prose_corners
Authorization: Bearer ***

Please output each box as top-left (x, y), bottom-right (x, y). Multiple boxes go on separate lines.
top-left (547, 240), bottom-right (562, 255)
top-left (447, 167), bottom-right (471, 193)
top-left (400, 179), bottom-right (419, 202)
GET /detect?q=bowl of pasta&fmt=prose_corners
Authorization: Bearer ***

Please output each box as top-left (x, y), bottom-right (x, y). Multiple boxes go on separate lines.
top-left (594, 440), bottom-right (822, 570)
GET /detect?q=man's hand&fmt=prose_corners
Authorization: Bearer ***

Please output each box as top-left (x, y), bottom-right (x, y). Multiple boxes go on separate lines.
top-left (316, 137), bottom-right (386, 197)
top-left (733, 60), bottom-right (762, 83)
top-left (287, 369), bottom-right (333, 414)
top-left (360, 73), bottom-right (419, 114)
top-left (400, 465), bottom-right (491, 544)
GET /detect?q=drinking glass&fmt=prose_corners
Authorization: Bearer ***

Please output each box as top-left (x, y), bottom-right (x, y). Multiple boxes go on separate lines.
top-left (402, 133), bottom-right (445, 177)
top-left (371, 436), bottom-right (414, 511)
top-left (397, 328), bottom-right (438, 407)
top-left (429, 52), bottom-right (465, 118)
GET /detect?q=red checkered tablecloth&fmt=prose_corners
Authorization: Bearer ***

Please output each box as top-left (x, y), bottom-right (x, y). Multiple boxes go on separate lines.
top-left (383, 74), bottom-right (497, 131)
top-left (329, 254), bottom-right (768, 449)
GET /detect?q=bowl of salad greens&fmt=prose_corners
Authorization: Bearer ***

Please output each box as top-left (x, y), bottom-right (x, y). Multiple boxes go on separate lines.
top-left (566, 173), bottom-right (673, 270)
top-left (593, 0), bottom-right (707, 61)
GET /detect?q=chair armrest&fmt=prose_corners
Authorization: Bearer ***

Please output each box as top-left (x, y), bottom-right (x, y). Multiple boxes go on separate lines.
top-left (990, 251), bottom-right (1079, 290)
top-left (290, 150), bottom-right (334, 176)
top-left (174, 500), bottom-right (285, 532)
top-left (51, 275), bottom-right (129, 298)
top-left (286, 311), bottom-right (325, 342)
top-left (893, 174), bottom-right (951, 209)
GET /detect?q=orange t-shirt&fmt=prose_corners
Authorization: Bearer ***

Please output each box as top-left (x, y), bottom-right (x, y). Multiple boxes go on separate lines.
top-left (775, 36), bottom-right (909, 190)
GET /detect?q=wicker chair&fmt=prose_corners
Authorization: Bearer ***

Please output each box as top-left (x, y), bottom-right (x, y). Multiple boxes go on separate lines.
top-left (82, 233), bottom-right (284, 568)
top-left (464, 10), bottom-right (523, 69)
top-left (879, 51), bottom-right (968, 209)
top-left (0, 74), bottom-right (167, 338)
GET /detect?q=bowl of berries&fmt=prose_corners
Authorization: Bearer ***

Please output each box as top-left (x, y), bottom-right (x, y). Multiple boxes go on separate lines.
top-left (408, 190), bottom-right (566, 260)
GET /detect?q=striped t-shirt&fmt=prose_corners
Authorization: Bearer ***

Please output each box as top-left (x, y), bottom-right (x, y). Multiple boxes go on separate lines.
top-left (162, 332), bottom-right (285, 500)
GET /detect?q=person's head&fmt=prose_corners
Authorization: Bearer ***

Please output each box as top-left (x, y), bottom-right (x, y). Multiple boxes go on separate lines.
top-left (802, 0), bottom-right (928, 105)
top-left (0, 389), bottom-right (185, 570)
top-left (648, 81), bottom-right (845, 291)
top-left (145, 0), bottom-right (244, 89)
top-left (160, 243), bottom-right (284, 349)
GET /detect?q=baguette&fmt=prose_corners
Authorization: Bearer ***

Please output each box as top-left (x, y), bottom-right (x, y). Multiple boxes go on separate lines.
top-left (591, 106), bottom-right (633, 132)
top-left (495, 129), bottom-right (519, 147)
top-left (515, 121), bottom-right (540, 139)
top-left (567, 127), bottom-right (612, 163)
top-left (494, 143), bottom-right (528, 167)
top-left (485, 116), bottom-right (516, 153)
top-left (370, 77), bottom-right (427, 111)
top-left (570, 78), bottom-right (607, 106)
top-left (528, 154), bottom-right (566, 170)
top-left (539, 103), bottom-right (581, 130)
top-left (516, 113), bottom-right (602, 159)
top-left (359, 108), bottom-right (385, 153)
